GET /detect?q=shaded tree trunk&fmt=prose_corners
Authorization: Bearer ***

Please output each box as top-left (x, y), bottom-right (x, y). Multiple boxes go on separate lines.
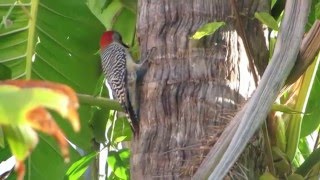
top-left (132, 0), bottom-right (269, 179)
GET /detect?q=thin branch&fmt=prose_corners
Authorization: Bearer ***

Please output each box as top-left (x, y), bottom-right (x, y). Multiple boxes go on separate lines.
top-left (77, 94), bottom-right (123, 111)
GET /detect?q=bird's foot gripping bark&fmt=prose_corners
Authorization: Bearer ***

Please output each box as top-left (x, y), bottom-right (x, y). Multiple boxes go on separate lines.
top-left (136, 47), bottom-right (157, 82)
top-left (139, 47), bottom-right (157, 66)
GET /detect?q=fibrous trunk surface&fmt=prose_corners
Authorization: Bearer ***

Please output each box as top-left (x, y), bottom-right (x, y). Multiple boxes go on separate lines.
top-left (132, 0), bottom-right (269, 179)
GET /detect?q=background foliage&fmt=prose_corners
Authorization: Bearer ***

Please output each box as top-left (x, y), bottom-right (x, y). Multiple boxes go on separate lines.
top-left (0, 0), bottom-right (136, 179)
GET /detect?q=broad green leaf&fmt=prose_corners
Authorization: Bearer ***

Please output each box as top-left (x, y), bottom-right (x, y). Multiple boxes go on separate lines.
top-left (255, 12), bottom-right (279, 31)
top-left (121, 0), bottom-right (137, 13)
top-left (286, 55), bottom-right (319, 162)
top-left (316, 2), bottom-right (320, 19)
top-left (87, 0), bottom-right (123, 30)
top-left (190, 22), bottom-right (225, 40)
top-left (301, 58), bottom-right (320, 137)
top-left (89, 75), bottom-right (110, 144)
top-left (306, 0), bottom-right (320, 30)
top-left (13, 0), bottom-right (106, 178)
top-left (0, 0), bottom-right (30, 79)
top-left (295, 148), bottom-right (320, 177)
top-left (109, 116), bottom-right (132, 142)
top-left (118, 148), bottom-right (130, 164)
top-left (108, 149), bottom-right (130, 180)
top-left (65, 151), bottom-right (97, 179)
top-left (112, 6), bottom-right (136, 45)
top-left (108, 151), bottom-right (117, 171)
top-left (114, 136), bottom-right (127, 144)
top-left (293, 148), bottom-right (306, 168)
top-left (114, 166), bottom-right (127, 180)
top-left (28, 134), bottom-right (81, 180)
top-left (0, 63), bottom-right (11, 80)
top-left (271, 0), bottom-right (277, 8)
top-left (87, 0), bottom-right (136, 45)
top-left (90, 106), bottom-right (110, 143)
top-left (298, 137), bottom-right (312, 160)
top-left (33, 0), bottom-right (103, 94)
top-left (305, 161), bottom-right (320, 179)
top-left (101, 0), bottom-right (113, 12)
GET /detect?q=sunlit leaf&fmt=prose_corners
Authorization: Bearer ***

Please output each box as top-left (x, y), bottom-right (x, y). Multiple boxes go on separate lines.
top-left (108, 149), bottom-right (130, 180)
top-left (118, 148), bottom-right (130, 165)
top-left (65, 151), bottom-right (97, 179)
top-left (255, 12), bottom-right (279, 31)
top-left (114, 136), bottom-right (127, 144)
top-left (190, 22), bottom-right (225, 40)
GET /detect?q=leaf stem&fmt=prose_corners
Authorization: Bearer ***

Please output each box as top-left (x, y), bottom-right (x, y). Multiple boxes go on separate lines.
top-left (77, 94), bottom-right (122, 111)
top-left (25, 0), bottom-right (39, 80)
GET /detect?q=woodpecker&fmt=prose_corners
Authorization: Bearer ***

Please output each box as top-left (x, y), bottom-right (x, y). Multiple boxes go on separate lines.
top-left (99, 31), bottom-right (141, 135)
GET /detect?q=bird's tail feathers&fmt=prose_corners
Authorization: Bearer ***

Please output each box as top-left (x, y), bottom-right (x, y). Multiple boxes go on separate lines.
top-left (121, 103), bottom-right (139, 137)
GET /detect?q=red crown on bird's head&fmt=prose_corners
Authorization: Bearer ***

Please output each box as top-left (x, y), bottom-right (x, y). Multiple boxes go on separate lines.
top-left (100, 31), bottom-right (115, 49)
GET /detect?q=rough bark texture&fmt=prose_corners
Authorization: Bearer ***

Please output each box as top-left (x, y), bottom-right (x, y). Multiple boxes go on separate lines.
top-left (132, 0), bottom-right (269, 179)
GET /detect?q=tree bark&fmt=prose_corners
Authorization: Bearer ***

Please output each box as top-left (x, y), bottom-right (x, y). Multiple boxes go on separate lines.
top-left (132, 0), bottom-right (269, 179)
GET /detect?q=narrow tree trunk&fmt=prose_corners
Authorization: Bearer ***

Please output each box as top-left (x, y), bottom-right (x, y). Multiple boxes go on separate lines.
top-left (132, 0), bottom-right (269, 179)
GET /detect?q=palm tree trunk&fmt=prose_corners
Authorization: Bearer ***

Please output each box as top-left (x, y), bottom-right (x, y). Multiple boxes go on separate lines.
top-left (132, 0), bottom-right (269, 179)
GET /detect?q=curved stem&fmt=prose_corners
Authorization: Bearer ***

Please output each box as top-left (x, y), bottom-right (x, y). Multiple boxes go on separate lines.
top-left (25, 0), bottom-right (38, 80)
top-left (77, 94), bottom-right (122, 111)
